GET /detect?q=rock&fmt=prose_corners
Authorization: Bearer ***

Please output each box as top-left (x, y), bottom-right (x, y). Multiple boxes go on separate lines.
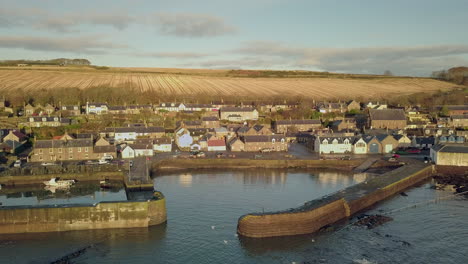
top-left (353, 214), bottom-right (393, 229)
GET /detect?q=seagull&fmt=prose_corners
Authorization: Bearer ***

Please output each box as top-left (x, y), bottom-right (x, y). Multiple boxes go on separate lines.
top-left (223, 240), bottom-right (228, 244)
top-left (211, 226), bottom-right (216, 230)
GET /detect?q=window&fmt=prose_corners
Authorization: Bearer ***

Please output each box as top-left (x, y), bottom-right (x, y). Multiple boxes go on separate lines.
top-left (85, 147), bottom-right (88, 152)
top-left (58, 148), bottom-right (62, 153)
top-left (69, 148), bottom-right (73, 153)
top-left (332, 139), bottom-right (338, 145)
top-left (85, 154), bottom-right (89, 158)
top-left (356, 142), bottom-right (365, 148)
top-left (69, 155), bottom-right (73, 159)
top-left (272, 138), bottom-right (276, 143)
top-left (39, 156), bottom-right (43, 160)
top-left (39, 149), bottom-right (43, 154)
top-left (48, 148), bottom-right (53, 153)
top-left (78, 147), bottom-right (81, 152)
top-left (323, 140), bottom-right (328, 145)
top-left (344, 139), bottom-right (349, 144)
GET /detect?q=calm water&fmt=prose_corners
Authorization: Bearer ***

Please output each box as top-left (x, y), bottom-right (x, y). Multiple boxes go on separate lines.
top-left (0, 169), bottom-right (467, 264)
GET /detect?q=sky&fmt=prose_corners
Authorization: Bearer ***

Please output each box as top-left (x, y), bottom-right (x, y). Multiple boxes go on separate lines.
top-left (1, 0), bottom-right (468, 76)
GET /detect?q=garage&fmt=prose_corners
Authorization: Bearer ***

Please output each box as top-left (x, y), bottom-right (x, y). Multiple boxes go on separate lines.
top-left (369, 143), bottom-right (379, 153)
top-left (385, 144), bottom-right (393, 153)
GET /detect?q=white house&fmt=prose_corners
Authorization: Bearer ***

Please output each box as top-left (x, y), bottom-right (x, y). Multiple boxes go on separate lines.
top-left (153, 138), bottom-right (172, 152)
top-left (314, 136), bottom-right (353, 154)
top-left (353, 137), bottom-right (367, 154)
top-left (207, 138), bottom-right (226, 151)
top-left (175, 127), bottom-right (193, 148)
top-left (86, 102), bottom-right (108, 115)
top-left (155, 103), bottom-right (186, 112)
top-left (133, 144), bottom-right (154, 157)
top-left (121, 145), bottom-right (135, 159)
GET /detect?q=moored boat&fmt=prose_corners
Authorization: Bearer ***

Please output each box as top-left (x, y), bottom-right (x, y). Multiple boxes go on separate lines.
top-left (43, 178), bottom-right (76, 187)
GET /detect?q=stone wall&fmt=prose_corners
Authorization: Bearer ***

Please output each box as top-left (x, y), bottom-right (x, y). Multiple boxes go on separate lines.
top-left (0, 193), bottom-right (166, 234)
top-left (237, 164), bottom-right (433, 238)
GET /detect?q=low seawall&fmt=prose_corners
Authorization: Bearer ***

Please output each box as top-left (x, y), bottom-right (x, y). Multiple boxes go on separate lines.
top-left (0, 172), bottom-right (124, 186)
top-left (238, 163), bottom-right (433, 238)
top-left (0, 192), bottom-right (166, 234)
top-left (152, 159), bottom-right (364, 172)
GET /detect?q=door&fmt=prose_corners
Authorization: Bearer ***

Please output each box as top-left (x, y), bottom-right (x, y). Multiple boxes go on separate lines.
top-left (369, 143), bottom-right (379, 153)
top-left (385, 144), bottom-right (393, 153)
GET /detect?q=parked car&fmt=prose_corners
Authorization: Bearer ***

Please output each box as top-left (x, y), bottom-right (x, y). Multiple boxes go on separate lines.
top-left (13, 160), bottom-right (21, 168)
top-left (41, 162), bottom-right (57, 166)
top-left (407, 148), bottom-right (421, 154)
top-left (341, 156), bottom-right (351, 160)
top-left (196, 152), bottom-right (206, 158)
top-left (129, 160), bottom-right (134, 167)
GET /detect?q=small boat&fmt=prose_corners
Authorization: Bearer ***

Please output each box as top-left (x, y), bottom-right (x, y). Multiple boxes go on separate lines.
top-left (43, 177), bottom-right (76, 187)
top-left (100, 179), bottom-right (112, 189)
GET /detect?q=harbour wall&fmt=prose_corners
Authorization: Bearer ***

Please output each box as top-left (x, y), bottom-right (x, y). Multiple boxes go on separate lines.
top-left (0, 172), bottom-right (124, 186)
top-left (0, 192), bottom-right (166, 234)
top-left (238, 163), bottom-right (434, 238)
top-left (152, 158), bottom-right (365, 172)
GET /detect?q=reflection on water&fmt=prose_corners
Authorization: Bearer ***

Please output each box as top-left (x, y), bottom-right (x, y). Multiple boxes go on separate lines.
top-left (0, 182), bottom-right (126, 207)
top-left (0, 170), bottom-right (467, 264)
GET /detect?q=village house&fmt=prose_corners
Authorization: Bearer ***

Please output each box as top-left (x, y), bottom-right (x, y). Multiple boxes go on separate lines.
top-left (86, 102), bottom-right (108, 115)
top-left (441, 105), bottom-right (468, 116)
top-left (126, 104), bottom-right (153, 114)
top-left (376, 134), bottom-right (399, 153)
top-left (219, 107), bottom-right (259, 121)
top-left (237, 125), bottom-right (274, 136)
top-left (25, 117), bottom-right (71, 127)
top-left (207, 138), bottom-right (226, 151)
top-left (430, 144), bottom-right (468, 166)
top-left (228, 137), bottom-right (245, 151)
top-left (153, 137), bottom-right (172, 152)
top-left (437, 135), bottom-right (465, 144)
top-left (175, 127), bottom-right (193, 149)
top-left (368, 109), bottom-right (407, 129)
top-left (43, 104), bottom-right (55, 115)
top-left (121, 145), bottom-right (135, 159)
top-left (393, 134), bottom-right (412, 148)
top-left (316, 102), bottom-right (346, 113)
top-left (108, 106), bottom-right (127, 115)
top-left (31, 138), bottom-right (97, 162)
top-left (364, 102), bottom-right (388, 110)
top-left (24, 104), bottom-right (36, 116)
top-left (154, 102), bottom-right (186, 112)
top-left (130, 143), bottom-right (154, 157)
top-left (1, 130), bottom-right (26, 143)
top-left (353, 137), bottom-right (368, 154)
top-left (451, 115), bottom-right (468, 128)
top-left (274, 119), bottom-right (322, 133)
top-left (314, 136), bottom-right (354, 154)
top-left (330, 118), bottom-right (357, 132)
top-left (104, 126), bottom-right (165, 143)
top-left (60, 105), bottom-right (81, 116)
top-left (363, 136), bottom-right (382, 154)
top-left (214, 127), bottom-right (229, 138)
top-left (242, 135), bottom-right (288, 152)
top-left (202, 116), bottom-right (220, 128)
top-left (176, 120), bottom-right (203, 129)
top-left (412, 137), bottom-right (436, 148)
top-left (185, 103), bottom-right (216, 112)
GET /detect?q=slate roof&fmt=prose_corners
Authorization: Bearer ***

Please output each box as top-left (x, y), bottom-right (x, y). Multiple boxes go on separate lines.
top-left (451, 114), bottom-right (468, 120)
top-left (221, 107), bottom-right (256, 112)
top-left (35, 139), bottom-right (93, 148)
top-left (242, 135), bottom-right (286, 143)
top-left (369, 109), bottom-right (406, 121)
top-left (130, 144), bottom-right (153, 150)
top-left (29, 117), bottom-right (71, 123)
top-left (318, 136), bottom-right (355, 144)
top-left (153, 137), bottom-right (171, 145)
top-left (276, 119), bottom-right (321, 125)
top-left (202, 116), bottom-right (219, 121)
top-left (434, 144), bottom-right (468, 153)
top-left (415, 137), bottom-right (435, 145)
top-left (104, 126), bottom-right (165, 133)
top-left (93, 145), bottom-right (116, 153)
top-left (108, 106), bottom-right (126, 111)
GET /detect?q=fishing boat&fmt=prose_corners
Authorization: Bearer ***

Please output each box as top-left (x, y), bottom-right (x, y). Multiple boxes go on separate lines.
top-left (43, 177), bottom-right (76, 187)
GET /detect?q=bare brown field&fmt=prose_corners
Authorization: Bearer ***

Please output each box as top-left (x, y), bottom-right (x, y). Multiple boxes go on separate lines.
top-left (0, 68), bottom-right (460, 100)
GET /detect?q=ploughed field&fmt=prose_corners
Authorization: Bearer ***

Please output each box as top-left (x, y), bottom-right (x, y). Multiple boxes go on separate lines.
top-left (0, 67), bottom-right (458, 99)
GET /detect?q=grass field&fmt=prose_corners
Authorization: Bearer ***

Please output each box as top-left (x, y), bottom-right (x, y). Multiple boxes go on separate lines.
top-left (0, 66), bottom-right (461, 100)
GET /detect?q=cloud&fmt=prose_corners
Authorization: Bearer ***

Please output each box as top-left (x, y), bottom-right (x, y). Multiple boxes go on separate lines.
top-left (153, 12), bottom-right (237, 37)
top-left (130, 51), bottom-right (212, 59)
top-left (221, 41), bottom-right (468, 76)
top-left (0, 35), bottom-right (127, 54)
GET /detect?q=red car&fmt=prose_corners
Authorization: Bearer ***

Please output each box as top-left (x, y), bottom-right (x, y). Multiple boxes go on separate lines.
top-left (406, 148), bottom-right (421, 154)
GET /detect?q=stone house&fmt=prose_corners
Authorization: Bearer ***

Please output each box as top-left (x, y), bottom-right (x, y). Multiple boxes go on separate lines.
top-left (202, 116), bottom-right (220, 128)
top-left (330, 118), bottom-right (356, 132)
top-left (376, 134), bottom-right (398, 153)
top-left (176, 120), bottom-right (203, 129)
top-left (274, 119), bottom-right (322, 133)
top-left (108, 106), bottom-right (127, 115)
top-left (444, 105), bottom-right (468, 116)
top-left (346, 100), bottom-right (361, 111)
top-left (44, 104), bottom-right (55, 115)
top-left (121, 145), bottom-right (135, 159)
top-left (60, 105), bottom-right (81, 116)
top-left (219, 107), bottom-right (259, 121)
top-left (353, 137), bottom-right (367, 154)
top-left (26, 117), bottom-right (71, 127)
top-left (237, 125), bottom-right (274, 136)
top-left (242, 135), bottom-right (288, 152)
top-left (412, 137), bottom-right (436, 148)
top-left (31, 138), bottom-right (96, 162)
top-left (228, 138), bottom-right (245, 151)
top-left (393, 135), bottom-right (412, 148)
top-left (430, 144), bottom-right (468, 166)
top-left (2, 130), bottom-right (26, 143)
top-left (368, 109), bottom-right (407, 129)
top-left (363, 136), bottom-right (382, 154)
top-left (451, 115), bottom-right (468, 128)
top-left (317, 102), bottom-right (346, 113)
top-left (24, 104), bottom-right (36, 116)
top-left (105, 126), bottom-right (165, 143)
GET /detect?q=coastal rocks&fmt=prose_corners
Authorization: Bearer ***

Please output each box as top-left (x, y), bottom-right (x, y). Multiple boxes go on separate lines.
top-left (354, 214), bottom-right (393, 229)
top-left (433, 174), bottom-right (468, 195)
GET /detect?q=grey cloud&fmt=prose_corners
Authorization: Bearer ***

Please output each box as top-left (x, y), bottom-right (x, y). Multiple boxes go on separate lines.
top-left (153, 12), bottom-right (237, 37)
top-left (229, 42), bottom-right (468, 76)
top-left (130, 51), bottom-right (212, 59)
top-left (0, 35), bottom-right (127, 54)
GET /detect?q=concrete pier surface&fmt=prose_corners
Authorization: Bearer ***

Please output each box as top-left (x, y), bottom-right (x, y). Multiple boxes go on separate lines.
top-left (238, 161), bottom-right (433, 238)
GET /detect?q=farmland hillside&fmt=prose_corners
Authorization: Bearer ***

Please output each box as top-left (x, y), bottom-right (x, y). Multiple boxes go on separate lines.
top-left (0, 66), bottom-right (462, 102)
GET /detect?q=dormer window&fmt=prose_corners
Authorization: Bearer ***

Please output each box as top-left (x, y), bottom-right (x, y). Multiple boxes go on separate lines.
top-left (29, 117), bottom-right (34, 122)
top-left (54, 117), bottom-right (58, 121)
top-left (344, 139), bottom-right (349, 144)
top-left (272, 138), bottom-right (276, 143)
top-left (322, 140), bottom-right (328, 145)
top-left (332, 139), bottom-right (338, 144)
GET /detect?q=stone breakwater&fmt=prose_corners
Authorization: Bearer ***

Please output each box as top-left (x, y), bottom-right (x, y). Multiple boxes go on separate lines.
top-left (0, 192), bottom-right (166, 234)
top-left (237, 163), bottom-right (433, 238)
